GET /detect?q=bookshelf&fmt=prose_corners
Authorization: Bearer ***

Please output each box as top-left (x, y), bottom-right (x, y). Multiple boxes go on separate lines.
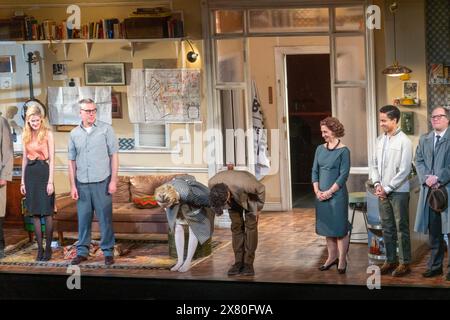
top-left (0, 3), bottom-right (185, 58)
top-left (2, 37), bottom-right (185, 59)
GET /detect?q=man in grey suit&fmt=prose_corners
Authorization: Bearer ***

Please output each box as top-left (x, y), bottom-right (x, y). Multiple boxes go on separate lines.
top-left (209, 169), bottom-right (265, 276)
top-left (0, 115), bottom-right (13, 258)
top-left (414, 106), bottom-right (450, 280)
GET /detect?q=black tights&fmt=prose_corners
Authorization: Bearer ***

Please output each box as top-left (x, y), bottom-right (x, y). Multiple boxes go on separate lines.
top-left (33, 215), bottom-right (53, 252)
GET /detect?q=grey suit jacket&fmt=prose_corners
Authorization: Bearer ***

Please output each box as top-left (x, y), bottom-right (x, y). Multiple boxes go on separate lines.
top-left (414, 128), bottom-right (450, 234)
top-left (0, 116), bottom-right (13, 181)
top-left (209, 170), bottom-right (266, 214)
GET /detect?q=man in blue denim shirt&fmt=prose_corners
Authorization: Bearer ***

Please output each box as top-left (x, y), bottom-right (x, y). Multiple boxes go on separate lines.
top-left (68, 98), bottom-right (119, 266)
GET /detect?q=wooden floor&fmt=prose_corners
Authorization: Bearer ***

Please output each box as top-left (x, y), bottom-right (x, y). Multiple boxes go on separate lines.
top-left (1, 209), bottom-right (450, 289)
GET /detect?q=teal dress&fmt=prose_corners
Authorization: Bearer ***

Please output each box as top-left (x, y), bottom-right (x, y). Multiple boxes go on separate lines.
top-left (312, 145), bottom-right (351, 237)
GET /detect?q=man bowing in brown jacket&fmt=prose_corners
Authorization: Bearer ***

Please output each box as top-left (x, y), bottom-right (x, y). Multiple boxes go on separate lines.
top-left (209, 168), bottom-right (265, 276)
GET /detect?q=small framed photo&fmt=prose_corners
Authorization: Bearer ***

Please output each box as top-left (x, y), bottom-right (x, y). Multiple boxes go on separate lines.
top-left (401, 111), bottom-right (414, 135)
top-left (444, 65), bottom-right (450, 82)
top-left (0, 55), bottom-right (14, 73)
top-left (402, 81), bottom-right (419, 103)
top-left (111, 92), bottom-right (123, 119)
top-left (52, 63), bottom-right (68, 80)
top-left (84, 62), bottom-right (125, 86)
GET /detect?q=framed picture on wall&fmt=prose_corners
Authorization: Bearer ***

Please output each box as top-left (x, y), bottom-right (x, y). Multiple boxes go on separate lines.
top-left (401, 111), bottom-right (414, 135)
top-left (52, 63), bottom-right (68, 80)
top-left (0, 55), bottom-right (14, 73)
top-left (111, 92), bottom-right (123, 119)
top-left (402, 80), bottom-right (419, 104)
top-left (84, 62), bottom-right (125, 86)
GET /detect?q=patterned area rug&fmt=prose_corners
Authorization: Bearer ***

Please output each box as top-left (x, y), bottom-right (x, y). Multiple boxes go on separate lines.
top-left (0, 238), bottom-right (225, 270)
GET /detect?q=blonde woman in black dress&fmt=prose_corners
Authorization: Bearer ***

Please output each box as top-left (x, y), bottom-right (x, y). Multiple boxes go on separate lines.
top-left (20, 105), bottom-right (55, 261)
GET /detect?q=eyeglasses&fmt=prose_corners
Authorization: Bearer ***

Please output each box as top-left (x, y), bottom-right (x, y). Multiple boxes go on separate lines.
top-left (81, 108), bottom-right (97, 114)
top-left (431, 114), bottom-right (447, 120)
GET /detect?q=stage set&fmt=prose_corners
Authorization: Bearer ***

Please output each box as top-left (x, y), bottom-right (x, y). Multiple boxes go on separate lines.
top-left (1, 210), bottom-right (449, 300)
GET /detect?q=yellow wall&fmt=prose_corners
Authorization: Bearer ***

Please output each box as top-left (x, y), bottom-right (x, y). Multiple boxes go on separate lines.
top-left (374, 0), bottom-right (427, 149)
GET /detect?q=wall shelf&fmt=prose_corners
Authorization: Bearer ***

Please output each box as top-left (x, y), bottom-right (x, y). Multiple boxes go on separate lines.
top-left (1, 37), bottom-right (185, 59)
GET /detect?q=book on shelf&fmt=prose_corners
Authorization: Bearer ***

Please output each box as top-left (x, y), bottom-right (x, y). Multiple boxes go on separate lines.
top-left (0, 9), bottom-right (183, 41)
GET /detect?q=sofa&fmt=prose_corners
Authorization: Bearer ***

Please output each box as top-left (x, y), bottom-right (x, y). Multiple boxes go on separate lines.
top-left (54, 174), bottom-right (180, 245)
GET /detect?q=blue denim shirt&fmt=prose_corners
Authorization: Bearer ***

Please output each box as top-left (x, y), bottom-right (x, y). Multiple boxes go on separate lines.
top-left (68, 120), bottom-right (118, 183)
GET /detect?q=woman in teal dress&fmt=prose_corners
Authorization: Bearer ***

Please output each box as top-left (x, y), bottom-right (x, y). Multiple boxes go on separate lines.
top-left (312, 117), bottom-right (351, 274)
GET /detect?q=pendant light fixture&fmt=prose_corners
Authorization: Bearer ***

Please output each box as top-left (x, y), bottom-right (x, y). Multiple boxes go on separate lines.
top-left (382, 2), bottom-right (412, 77)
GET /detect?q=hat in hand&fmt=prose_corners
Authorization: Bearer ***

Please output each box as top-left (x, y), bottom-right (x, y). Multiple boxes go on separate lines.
top-left (428, 186), bottom-right (448, 213)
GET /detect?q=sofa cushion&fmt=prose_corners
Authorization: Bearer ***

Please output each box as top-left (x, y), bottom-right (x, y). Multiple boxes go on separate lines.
top-left (54, 202), bottom-right (167, 223)
top-left (130, 174), bottom-right (179, 199)
top-left (112, 176), bottom-right (131, 203)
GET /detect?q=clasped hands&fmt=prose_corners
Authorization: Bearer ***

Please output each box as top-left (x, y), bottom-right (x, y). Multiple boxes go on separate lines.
top-left (425, 175), bottom-right (440, 189)
top-left (375, 184), bottom-right (388, 200)
top-left (316, 189), bottom-right (333, 201)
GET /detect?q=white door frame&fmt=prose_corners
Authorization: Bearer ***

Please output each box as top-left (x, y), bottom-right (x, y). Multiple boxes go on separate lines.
top-left (275, 46), bottom-right (330, 211)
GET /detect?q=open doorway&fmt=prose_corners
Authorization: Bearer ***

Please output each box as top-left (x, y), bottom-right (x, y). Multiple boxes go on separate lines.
top-left (286, 54), bottom-right (332, 208)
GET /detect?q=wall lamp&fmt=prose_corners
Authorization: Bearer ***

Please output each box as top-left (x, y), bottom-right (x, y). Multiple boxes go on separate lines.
top-left (185, 39), bottom-right (199, 63)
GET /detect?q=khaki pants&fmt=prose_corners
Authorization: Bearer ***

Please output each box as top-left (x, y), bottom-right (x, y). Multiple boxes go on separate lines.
top-left (0, 185), bottom-right (6, 218)
top-left (229, 209), bottom-right (258, 265)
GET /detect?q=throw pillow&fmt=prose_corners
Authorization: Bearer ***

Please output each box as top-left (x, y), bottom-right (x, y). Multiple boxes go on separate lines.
top-left (132, 195), bottom-right (159, 209)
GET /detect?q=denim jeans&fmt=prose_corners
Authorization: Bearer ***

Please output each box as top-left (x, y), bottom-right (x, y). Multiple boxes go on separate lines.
top-left (378, 192), bottom-right (411, 264)
top-left (76, 177), bottom-right (115, 257)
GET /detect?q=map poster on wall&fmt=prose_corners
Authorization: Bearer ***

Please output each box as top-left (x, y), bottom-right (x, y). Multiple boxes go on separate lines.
top-left (47, 86), bottom-right (112, 125)
top-left (127, 68), bottom-right (201, 123)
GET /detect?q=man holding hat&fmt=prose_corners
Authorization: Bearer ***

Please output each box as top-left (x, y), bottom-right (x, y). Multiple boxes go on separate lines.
top-left (414, 106), bottom-right (450, 280)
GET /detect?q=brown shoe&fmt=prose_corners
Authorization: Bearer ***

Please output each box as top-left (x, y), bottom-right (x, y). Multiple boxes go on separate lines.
top-left (392, 264), bottom-right (411, 277)
top-left (380, 262), bottom-right (398, 275)
top-left (105, 256), bottom-right (115, 266)
top-left (241, 264), bottom-right (255, 276)
top-left (227, 263), bottom-right (243, 276)
top-left (71, 255), bottom-right (88, 265)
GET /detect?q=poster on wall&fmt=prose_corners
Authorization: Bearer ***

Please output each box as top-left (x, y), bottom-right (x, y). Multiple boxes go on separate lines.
top-left (47, 86), bottom-right (112, 125)
top-left (127, 68), bottom-right (201, 123)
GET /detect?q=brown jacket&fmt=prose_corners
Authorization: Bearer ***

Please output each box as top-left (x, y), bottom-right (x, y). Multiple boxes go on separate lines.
top-left (209, 170), bottom-right (265, 214)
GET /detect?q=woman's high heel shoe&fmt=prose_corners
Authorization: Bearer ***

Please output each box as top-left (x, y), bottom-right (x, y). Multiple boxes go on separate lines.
top-left (318, 258), bottom-right (339, 271)
top-left (36, 248), bottom-right (44, 262)
top-left (338, 262), bottom-right (347, 274)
